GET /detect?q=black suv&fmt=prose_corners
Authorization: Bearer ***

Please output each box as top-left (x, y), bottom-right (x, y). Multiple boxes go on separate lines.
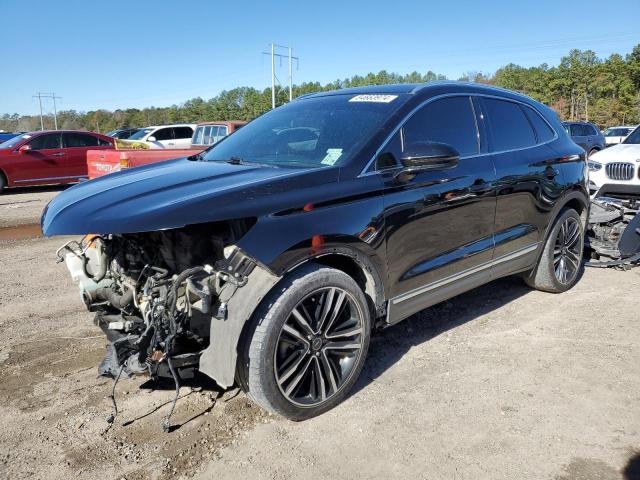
top-left (44, 83), bottom-right (588, 422)
top-left (562, 121), bottom-right (605, 158)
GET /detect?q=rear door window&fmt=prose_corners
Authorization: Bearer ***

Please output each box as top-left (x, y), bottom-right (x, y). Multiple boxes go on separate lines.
top-left (29, 133), bottom-right (62, 150)
top-left (403, 96), bottom-right (479, 156)
top-left (63, 132), bottom-right (100, 148)
top-left (482, 98), bottom-right (536, 151)
top-left (173, 127), bottom-right (194, 139)
top-left (153, 128), bottom-right (173, 141)
top-left (570, 124), bottom-right (584, 137)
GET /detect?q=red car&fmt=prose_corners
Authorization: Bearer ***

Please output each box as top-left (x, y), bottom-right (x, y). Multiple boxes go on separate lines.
top-left (0, 130), bottom-right (114, 191)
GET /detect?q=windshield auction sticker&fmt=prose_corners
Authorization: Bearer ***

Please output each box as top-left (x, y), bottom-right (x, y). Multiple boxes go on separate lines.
top-left (321, 148), bottom-right (343, 165)
top-left (349, 94), bottom-right (398, 103)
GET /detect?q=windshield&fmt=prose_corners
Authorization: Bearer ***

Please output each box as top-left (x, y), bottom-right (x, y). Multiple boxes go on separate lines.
top-left (605, 127), bottom-right (632, 137)
top-left (0, 133), bottom-right (32, 149)
top-left (128, 128), bottom-right (154, 140)
top-left (201, 94), bottom-right (406, 168)
top-left (623, 127), bottom-right (640, 144)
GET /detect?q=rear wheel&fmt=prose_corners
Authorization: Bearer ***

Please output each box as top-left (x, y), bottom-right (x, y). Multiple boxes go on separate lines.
top-left (238, 263), bottom-right (371, 420)
top-left (526, 208), bottom-right (584, 293)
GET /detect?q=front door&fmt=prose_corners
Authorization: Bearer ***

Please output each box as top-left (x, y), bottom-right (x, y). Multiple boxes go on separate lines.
top-left (13, 132), bottom-right (65, 184)
top-left (381, 96), bottom-right (497, 324)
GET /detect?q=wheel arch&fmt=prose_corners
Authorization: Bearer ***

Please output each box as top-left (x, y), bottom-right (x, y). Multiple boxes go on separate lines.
top-left (530, 188), bottom-right (589, 272)
top-left (0, 168), bottom-right (8, 189)
top-left (286, 249), bottom-right (387, 320)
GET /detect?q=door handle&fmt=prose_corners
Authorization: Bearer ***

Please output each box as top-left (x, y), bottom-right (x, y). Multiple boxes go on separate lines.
top-left (51, 152), bottom-right (66, 157)
top-left (544, 166), bottom-right (559, 179)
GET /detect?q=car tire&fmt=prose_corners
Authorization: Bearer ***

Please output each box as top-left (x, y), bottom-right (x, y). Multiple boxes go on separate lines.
top-left (237, 263), bottom-right (371, 421)
top-left (525, 208), bottom-right (584, 293)
top-left (0, 172), bottom-right (6, 193)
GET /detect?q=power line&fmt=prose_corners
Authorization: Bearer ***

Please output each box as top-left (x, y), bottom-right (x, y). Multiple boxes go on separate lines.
top-left (262, 43), bottom-right (300, 109)
top-left (32, 92), bottom-right (62, 130)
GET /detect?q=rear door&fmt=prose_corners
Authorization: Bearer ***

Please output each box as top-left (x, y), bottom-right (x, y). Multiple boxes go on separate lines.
top-left (62, 132), bottom-right (112, 180)
top-left (13, 133), bottom-right (65, 184)
top-left (382, 95), bottom-right (497, 324)
top-left (478, 97), bottom-right (560, 276)
top-left (172, 126), bottom-right (195, 148)
top-left (151, 127), bottom-right (174, 148)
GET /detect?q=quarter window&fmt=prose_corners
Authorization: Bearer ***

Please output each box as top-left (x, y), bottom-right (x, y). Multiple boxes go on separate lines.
top-left (523, 108), bottom-right (555, 143)
top-left (482, 98), bottom-right (536, 151)
top-left (29, 133), bottom-right (62, 150)
top-left (402, 96), bottom-right (479, 156)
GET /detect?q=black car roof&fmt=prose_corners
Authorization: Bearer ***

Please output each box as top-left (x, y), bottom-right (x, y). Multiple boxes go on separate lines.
top-left (300, 81), bottom-right (537, 104)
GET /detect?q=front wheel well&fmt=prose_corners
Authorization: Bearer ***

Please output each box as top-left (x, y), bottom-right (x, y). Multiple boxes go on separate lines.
top-left (562, 197), bottom-right (588, 226)
top-left (289, 253), bottom-right (385, 320)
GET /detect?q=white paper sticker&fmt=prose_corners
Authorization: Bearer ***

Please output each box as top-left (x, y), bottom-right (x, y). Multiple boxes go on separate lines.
top-left (321, 148), bottom-right (343, 165)
top-left (349, 94), bottom-right (398, 103)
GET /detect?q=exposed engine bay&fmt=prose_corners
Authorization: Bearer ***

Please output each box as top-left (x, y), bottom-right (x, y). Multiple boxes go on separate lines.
top-left (586, 196), bottom-right (640, 267)
top-left (56, 220), bottom-right (264, 430)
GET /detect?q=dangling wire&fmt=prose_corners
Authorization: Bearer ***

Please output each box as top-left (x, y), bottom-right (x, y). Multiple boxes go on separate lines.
top-left (106, 365), bottom-right (125, 429)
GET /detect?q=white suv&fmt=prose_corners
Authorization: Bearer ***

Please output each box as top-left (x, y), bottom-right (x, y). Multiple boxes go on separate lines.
top-left (589, 125), bottom-right (640, 198)
top-left (126, 124), bottom-right (196, 149)
top-left (603, 125), bottom-right (637, 147)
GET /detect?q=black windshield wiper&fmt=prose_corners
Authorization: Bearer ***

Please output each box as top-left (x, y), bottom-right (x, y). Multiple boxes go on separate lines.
top-left (225, 156), bottom-right (243, 165)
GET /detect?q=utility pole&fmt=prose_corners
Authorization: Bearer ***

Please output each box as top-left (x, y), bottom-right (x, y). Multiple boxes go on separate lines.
top-left (262, 44), bottom-right (300, 109)
top-left (33, 93), bottom-right (44, 130)
top-left (32, 92), bottom-right (62, 130)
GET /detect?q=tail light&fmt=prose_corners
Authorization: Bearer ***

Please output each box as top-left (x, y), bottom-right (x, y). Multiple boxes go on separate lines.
top-left (119, 152), bottom-right (130, 170)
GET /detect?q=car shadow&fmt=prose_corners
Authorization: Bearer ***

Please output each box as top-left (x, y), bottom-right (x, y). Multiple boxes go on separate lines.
top-left (624, 452), bottom-right (640, 480)
top-left (351, 275), bottom-right (532, 396)
top-left (4, 184), bottom-right (70, 195)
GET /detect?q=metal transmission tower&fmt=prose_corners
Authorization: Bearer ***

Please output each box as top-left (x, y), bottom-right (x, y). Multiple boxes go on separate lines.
top-left (32, 92), bottom-right (62, 130)
top-left (262, 43), bottom-right (300, 109)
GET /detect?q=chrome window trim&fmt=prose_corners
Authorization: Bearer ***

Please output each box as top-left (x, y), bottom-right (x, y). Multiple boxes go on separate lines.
top-left (359, 92), bottom-right (559, 177)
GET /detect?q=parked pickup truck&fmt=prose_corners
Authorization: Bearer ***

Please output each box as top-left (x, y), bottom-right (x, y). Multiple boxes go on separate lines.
top-left (87, 148), bottom-right (200, 179)
top-left (88, 120), bottom-right (246, 178)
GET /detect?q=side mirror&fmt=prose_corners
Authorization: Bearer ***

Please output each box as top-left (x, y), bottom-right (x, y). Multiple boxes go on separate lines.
top-left (18, 144), bottom-right (32, 154)
top-left (147, 136), bottom-right (157, 142)
top-left (396, 142), bottom-right (459, 177)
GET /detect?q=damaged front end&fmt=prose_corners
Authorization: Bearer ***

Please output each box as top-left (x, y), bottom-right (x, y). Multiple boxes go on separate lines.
top-left (57, 220), bottom-right (278, 390)
top-left (586, 196), bottom-right (640, 268)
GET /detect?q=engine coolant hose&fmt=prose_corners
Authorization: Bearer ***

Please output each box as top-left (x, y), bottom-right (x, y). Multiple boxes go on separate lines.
top-left (84, 287), bottom-right (134, 309)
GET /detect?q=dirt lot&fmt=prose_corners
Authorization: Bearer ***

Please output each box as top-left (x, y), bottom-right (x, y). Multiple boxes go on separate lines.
top-left (0, 188), bottom-right (639, 480)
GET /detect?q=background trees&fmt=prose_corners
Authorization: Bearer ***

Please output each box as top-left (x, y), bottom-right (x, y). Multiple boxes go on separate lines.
top-left (2, 45), bottom-right (638, 133)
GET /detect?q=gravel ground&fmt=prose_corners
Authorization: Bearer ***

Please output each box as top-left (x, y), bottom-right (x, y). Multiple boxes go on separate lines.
top-left (0, 189), bottom-right (638, 480)
top-left (0, 185), bottom-right (65, 228)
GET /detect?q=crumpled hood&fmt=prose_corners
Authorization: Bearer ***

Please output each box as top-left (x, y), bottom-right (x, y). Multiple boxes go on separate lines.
top-left (590, 144), bottom-right (640, 163)
top-left (41, 158), bottom-right (316, 236)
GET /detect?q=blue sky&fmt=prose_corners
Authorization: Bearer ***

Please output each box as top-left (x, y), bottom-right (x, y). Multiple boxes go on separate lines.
top-left (0, 0), bottom-right (637, 115)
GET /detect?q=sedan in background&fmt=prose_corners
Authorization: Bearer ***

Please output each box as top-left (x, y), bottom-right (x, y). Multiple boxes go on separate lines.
top-left (106, 128), bottom-right (141, 139)
top-left (603, 125), bottom-right (637, 147)
top-left (562, 121), bottom-right (605, 158)
top-left (0, 130), bottom-right (114, 191)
